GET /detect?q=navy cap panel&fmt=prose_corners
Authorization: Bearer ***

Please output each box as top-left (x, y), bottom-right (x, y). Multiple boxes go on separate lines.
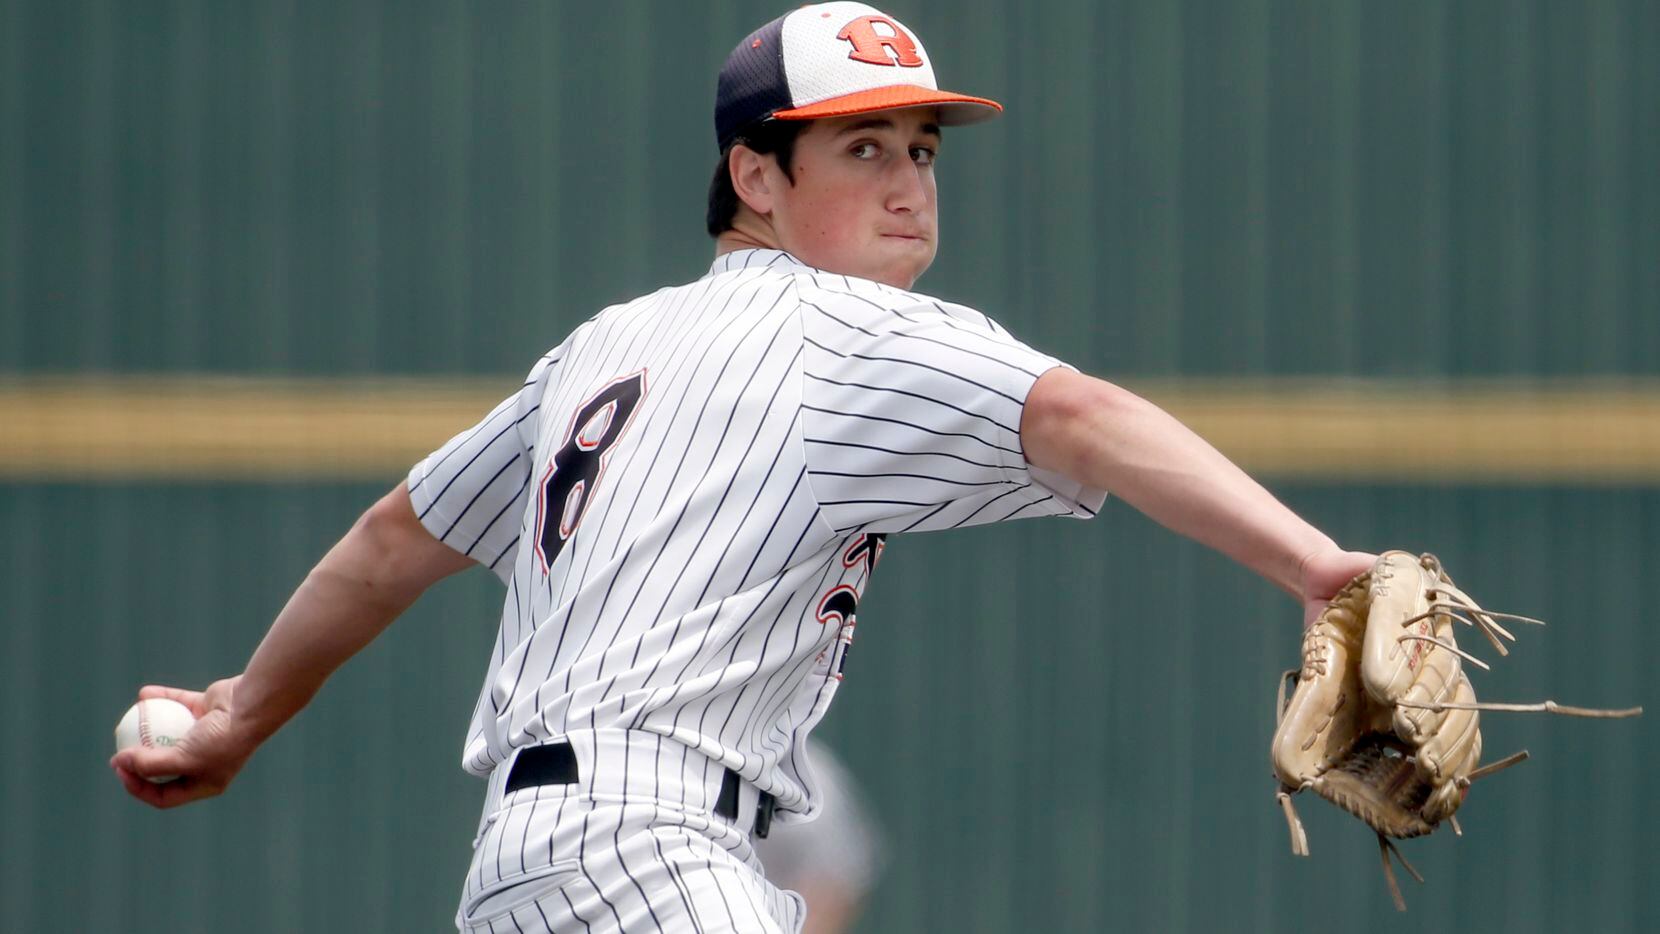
top-left (714, 14), bottom-right (792, 151)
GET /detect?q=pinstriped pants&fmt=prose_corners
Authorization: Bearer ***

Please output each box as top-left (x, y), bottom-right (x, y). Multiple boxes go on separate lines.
top-left (456, 731), bottom-right (806, 933)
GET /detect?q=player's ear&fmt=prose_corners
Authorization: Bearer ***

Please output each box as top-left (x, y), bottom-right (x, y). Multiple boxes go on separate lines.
top-left (729, 144), bottom-right (775, 217)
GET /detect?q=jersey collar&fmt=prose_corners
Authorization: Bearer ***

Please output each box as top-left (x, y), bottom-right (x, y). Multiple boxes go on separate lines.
top-left (708, 249), bottom-right (815, 276)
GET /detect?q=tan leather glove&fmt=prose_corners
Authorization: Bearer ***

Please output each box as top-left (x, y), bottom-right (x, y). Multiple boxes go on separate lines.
top-left (1270, 551), bottom-right (1640, 910)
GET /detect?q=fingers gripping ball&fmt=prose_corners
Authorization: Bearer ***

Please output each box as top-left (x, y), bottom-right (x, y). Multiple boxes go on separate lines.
top-left (114, 698), bottom-right (196, 783)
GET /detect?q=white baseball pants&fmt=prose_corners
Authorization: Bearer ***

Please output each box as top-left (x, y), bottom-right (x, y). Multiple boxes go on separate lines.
top-left (456, 730), bottom-right (805, 933)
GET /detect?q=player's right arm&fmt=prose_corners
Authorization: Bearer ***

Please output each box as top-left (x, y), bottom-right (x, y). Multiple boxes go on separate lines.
top-left (112, 347), bottom-right (563, 808)
top-left (111, 484), bottom-right (474, 808)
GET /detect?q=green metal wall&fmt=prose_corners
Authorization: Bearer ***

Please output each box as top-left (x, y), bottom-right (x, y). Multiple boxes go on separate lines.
top-left (2, 2), bottom-right (1656, 932)
top-left (1, 486), bottom-right (1653, 932)
top-left (4, 0), bottom-right (1655, 378)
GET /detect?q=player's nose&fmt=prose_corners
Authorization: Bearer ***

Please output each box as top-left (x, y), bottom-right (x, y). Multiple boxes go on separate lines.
top-left (884, 158), bottom-right (930, 215)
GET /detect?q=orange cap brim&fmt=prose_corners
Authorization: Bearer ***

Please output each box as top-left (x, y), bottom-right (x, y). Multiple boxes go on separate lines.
top-left (772, 85), bottom-right (1003, 125)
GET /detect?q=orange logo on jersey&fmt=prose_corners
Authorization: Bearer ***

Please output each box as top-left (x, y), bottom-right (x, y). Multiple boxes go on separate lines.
top-left (836, 15), bottom-right (924, 67)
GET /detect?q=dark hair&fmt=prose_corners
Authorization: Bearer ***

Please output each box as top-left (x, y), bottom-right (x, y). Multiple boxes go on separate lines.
top-left (706, 119), bottom-right (807, 238)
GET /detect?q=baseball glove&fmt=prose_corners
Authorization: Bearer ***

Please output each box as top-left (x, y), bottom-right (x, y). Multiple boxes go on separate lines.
top-left (1270, 551), bottom-right (1641, 910)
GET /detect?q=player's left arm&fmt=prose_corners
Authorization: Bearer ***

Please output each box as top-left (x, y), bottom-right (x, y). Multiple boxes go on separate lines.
top-left (110, 483), bottom-right (474, 808)
top-left (1020, 367), bottom-right (1372, 623)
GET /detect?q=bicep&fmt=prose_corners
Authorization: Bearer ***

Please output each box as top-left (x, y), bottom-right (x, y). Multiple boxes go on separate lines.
top-left (358, 484), bottom-right (477, 595)
top-left (1020, 367), bottom-right (1112, 477)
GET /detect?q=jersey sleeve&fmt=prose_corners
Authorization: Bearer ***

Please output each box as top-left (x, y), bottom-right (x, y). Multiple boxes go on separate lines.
top-left (406, 350), bottom-right (560, 582)
top-left (799, 294), bottom-right (1107, 535)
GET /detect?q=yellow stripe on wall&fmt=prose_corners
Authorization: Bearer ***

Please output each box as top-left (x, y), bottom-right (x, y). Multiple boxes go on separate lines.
top-left (1129, 378), bottom-right (1660, 485)
top-left (0, 376), bottom-right (504, 481)
top-left (2, 375), bottom-right (1657, 484)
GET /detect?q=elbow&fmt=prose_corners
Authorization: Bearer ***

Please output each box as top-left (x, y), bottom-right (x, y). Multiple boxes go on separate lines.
top-left (355, 491), bottom-right (414, 563)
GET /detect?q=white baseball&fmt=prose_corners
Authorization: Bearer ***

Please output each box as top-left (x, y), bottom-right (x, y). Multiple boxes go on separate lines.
top-left (114, 698), bottom-right (196, 783)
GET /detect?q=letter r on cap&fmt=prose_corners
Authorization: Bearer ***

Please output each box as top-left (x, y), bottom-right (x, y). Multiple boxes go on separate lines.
top-left (837, 16), bottom-right (924, 67)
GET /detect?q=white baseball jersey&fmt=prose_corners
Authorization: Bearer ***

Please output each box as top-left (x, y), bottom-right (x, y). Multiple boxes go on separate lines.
top-left (408, 248), bottom-right (1104, 826)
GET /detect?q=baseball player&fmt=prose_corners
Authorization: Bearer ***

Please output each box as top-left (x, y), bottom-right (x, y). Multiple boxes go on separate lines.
top-left (111, 4), bottom-right (1376, 931)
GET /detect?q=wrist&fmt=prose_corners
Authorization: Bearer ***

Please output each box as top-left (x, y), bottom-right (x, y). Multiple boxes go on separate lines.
top-left (1286, 535), bottom-right (1340, 598)
top-left (218, 676), bottom-right (286, 750)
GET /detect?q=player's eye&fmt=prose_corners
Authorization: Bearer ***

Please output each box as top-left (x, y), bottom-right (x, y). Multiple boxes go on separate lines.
top-left (910, 146), bottom-right (937, 166)
top-left (849, 142), bottom-right (880, 160)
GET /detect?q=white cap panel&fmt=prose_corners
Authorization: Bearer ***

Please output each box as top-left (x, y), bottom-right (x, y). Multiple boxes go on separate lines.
top-left (780, 1), bottom-right (940, 108)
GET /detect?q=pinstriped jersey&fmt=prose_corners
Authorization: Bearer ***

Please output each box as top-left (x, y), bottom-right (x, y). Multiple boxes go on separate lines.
top-left (408, 248), bottom-right (1105, 821)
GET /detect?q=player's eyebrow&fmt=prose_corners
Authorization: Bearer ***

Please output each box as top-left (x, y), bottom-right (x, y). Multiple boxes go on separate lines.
top-left (833, 117), bottom-right (942, 140)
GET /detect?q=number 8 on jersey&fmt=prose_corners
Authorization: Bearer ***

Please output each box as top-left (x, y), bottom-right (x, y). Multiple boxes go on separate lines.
top-left (534, 370), bottom-right (646, 570)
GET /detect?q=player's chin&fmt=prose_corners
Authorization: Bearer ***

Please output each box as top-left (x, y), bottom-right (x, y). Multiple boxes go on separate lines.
top-left (874, 236), bottom-right (935, 287)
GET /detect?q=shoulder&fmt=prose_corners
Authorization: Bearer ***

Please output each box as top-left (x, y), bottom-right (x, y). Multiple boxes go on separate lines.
top-left (792, 268), bottom-right (929, 310)
top-left (791, 271), bottom-right (1010, 340)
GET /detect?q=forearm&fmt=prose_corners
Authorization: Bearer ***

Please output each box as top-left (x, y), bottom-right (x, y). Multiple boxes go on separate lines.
top-left (1024, 369), bottom-right (1334, 597)
top-left (228, 486), bottom-right (472, 745)
top-left (229, 543), bottom-right (417, 743)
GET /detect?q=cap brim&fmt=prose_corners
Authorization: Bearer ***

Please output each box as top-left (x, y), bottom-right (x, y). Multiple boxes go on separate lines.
top-left (772, 85), bottom-right (1002, 126)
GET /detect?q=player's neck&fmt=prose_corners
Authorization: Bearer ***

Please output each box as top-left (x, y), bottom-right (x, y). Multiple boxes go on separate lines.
top-left (715, 212), bottom-right (785, 259)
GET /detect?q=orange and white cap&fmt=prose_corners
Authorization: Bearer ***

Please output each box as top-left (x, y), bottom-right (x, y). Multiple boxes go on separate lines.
top-left (715, 2), bottom-right (1003, 151)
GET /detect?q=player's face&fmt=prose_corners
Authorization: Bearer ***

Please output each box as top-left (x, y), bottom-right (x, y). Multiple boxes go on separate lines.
top-left (768, 109), bottom-right (941, 289)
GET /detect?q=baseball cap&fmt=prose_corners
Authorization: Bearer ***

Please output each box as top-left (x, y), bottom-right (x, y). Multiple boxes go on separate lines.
top-left (715, 1), bottom-right (1003, 151)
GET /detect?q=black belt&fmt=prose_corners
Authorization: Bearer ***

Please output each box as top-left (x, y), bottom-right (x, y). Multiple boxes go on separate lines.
top-left (504, 742), bottom-right (775, 838)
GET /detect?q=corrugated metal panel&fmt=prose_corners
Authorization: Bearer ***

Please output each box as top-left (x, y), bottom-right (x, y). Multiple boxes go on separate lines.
top-left (2, 0), bottom-right (1654, 377)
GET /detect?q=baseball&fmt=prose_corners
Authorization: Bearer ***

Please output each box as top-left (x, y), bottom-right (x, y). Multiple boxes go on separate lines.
top-left (113, 698), bottom-right (196, 783)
